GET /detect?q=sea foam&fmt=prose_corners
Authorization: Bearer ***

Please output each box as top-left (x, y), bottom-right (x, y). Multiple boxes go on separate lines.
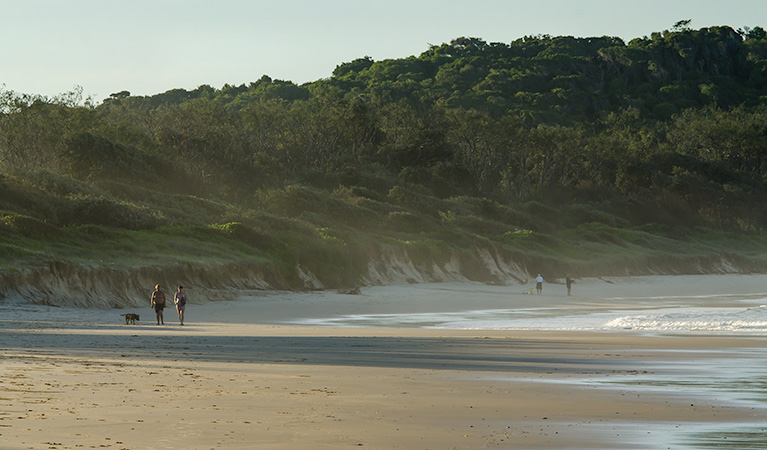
top-left (296, 305), bottom-right (767, 334)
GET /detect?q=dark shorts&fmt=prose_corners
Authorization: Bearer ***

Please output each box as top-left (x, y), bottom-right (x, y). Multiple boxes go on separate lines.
top-left (536, 282), bottom-right (543, 289)
top-left (154, 303), bottom-right (165, 313)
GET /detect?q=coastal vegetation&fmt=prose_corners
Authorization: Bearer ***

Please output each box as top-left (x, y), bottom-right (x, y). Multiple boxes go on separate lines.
top-left (3, 23), bottom-right (767, 299)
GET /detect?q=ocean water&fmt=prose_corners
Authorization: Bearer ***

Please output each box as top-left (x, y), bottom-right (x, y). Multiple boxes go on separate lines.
top-left (293, 295), bottom-right (767, 334)
top-left (5, 276), bottom-right (767, 335)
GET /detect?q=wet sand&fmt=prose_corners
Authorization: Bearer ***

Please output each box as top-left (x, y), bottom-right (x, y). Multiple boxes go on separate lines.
top-left (1, 275), bottom-right (767, 449)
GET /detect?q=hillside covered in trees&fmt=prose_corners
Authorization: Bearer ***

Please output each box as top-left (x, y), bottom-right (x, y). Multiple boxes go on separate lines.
top-left (3, 23), bottom-right (767, 302)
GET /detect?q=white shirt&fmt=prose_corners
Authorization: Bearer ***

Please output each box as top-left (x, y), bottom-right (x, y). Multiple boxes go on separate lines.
top-left (536, 275), bottom-right (543, 283)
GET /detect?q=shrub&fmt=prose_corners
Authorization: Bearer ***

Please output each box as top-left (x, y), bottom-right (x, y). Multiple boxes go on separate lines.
top-left (59, 196), bottom-right (160, 230)
top-left (571, 223), bottom-right (628, 246)
top-left (349, 185), bottom-right (384, 202)
top-left (17, 170), bottom-right (97, 198)
top-left (60, 132), bottom-right (191, 193)
top-left (260, 184), bottom-right (379, 228)
top-left (518, 200), bottom-right (562, 231)
top-left (500, 229), bottom-right (561, 251)
top-left (67, 224), bottom-right (119, 240)
top-left (0, 175), bottom-right (59, 222)
top-left (210, 222), bottom-right (286, 251)
top-left (387, 184), bottom-right (447, 216)
top-left (562, 203), bottom-right (631, 228)
top-left (2, 214), bottom-right (62, 237)
top-left (386, 211), bottom-right (439, 233)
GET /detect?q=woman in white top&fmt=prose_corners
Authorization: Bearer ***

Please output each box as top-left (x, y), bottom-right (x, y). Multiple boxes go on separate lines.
top-left (535, 274), bottom-right (543, 295)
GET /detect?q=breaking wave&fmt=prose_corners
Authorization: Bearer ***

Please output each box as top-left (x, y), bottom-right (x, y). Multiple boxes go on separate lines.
top-left (603, 306), bottom-right (767, 332)
top-left (300, 305), bottom-right (767, 334)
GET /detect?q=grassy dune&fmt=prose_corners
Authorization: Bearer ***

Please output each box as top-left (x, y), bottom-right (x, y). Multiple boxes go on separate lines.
top-left (2, 167), bottom-right (767, 305)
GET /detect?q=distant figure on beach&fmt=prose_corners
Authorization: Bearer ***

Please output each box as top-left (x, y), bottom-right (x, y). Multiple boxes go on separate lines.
top-left (566, 275), bottom-right (574, 296)
top-left (536, 274), bottom-right (543, 295)
top-left (174, 285), bottom-right (188, 326)
top-left (150, 284), bottom-right (166, 325)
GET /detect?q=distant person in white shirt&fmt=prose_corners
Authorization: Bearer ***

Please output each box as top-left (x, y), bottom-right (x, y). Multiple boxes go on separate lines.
top-left (535, 274), bottom-right (544, 295)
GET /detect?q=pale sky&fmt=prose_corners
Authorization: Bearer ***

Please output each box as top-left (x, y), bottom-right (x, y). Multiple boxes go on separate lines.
top-left (2, 0), bottom-right (765, 102)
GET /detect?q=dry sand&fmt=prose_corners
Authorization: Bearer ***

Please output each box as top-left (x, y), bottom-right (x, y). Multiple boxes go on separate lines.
top-left (1, 275), bottom-right (767, 449)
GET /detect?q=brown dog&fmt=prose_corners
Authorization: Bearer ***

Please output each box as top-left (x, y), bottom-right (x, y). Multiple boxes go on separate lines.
top-left (120, 313), bottom-right (140, 325)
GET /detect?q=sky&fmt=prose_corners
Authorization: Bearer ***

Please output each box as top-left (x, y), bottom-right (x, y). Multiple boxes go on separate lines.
top-left (2, 0), bottom-right (765, 102)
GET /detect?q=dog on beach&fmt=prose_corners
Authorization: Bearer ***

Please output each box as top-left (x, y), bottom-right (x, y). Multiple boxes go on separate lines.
top-left (120, 313), bottom-right (140, 325)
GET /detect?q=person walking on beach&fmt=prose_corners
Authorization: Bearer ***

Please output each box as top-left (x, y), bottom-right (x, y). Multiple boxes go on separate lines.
top-left (174, 285), bottom-right (188, 326)
top-left (150, 284), bottom-right (167, 325)
top-left (566, 275), bottom-right (574, 296)
top-left (536, 274), bottom-right (544, 295)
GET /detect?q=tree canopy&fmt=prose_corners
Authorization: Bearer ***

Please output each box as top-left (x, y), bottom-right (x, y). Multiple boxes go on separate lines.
top-left (3, 23), bottom-right (767, 240)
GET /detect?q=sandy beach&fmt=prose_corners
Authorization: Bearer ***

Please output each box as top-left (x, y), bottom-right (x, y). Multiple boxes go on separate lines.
top-left (2, 275), bottom-right (767, 449)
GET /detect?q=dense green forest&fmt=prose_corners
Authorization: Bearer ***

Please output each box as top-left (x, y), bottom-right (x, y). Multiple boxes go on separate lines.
top-left (4, 23), bottom-right (767, 294)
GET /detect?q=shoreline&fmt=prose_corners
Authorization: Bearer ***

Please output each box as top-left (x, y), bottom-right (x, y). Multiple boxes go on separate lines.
top-left (2, 326), bottom-right (765, 449)
top-left (2, 274), bottom-right (767, 449)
